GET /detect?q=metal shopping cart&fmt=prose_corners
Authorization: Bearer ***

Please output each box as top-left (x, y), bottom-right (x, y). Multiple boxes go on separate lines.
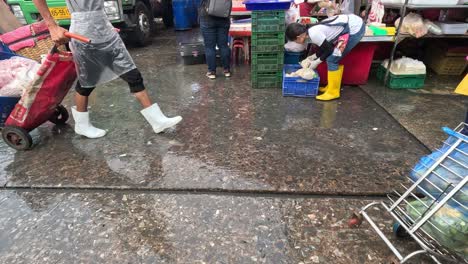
top-left (349, 124), bottom-right (468, 264)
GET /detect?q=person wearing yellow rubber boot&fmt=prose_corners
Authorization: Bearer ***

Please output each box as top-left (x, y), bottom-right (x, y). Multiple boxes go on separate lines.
top-left (286, 14), bottom-right (365, 101)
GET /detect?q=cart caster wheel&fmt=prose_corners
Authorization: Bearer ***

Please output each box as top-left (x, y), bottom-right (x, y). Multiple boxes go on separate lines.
top-left (49, 105), bottom-right (69, 125)
top-left (393, 222), bottom-right (409, 238)
top-left (348, 212), bottom-right (363, 228)
top-left (2, 126), bottom-right (33, 150)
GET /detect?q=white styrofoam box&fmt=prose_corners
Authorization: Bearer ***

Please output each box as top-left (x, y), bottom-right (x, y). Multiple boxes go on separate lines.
top-left (407, 0), bottom-right (459, 5)
top-left (229, 23), bottom-right (251, 32)
top-left (382, 57), bottom-right (426, 75)
top-left (434, 22), bottom-right (468, 35)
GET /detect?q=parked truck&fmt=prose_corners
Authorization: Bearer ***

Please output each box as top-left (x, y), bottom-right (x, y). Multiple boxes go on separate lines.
top-left (6, 0), bottom-right (173, 46)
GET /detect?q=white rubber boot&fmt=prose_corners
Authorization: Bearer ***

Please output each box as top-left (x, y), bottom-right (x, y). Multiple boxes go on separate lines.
top-left (71, 106), bottom-right (106, 139)
top-left (141, 103), bottom-right (182, 133)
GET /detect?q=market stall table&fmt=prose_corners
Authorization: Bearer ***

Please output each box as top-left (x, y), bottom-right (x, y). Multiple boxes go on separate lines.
top-left (371, 1), bottom-right (468, 85)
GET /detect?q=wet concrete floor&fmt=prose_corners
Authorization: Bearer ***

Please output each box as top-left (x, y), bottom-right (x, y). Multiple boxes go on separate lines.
top-left (0, 191), bottom-right (434, 264)
top-left (361, 70), bottom-right (467, 151)
top-left (0, 38), bottom-right (428, 194)
top-left (0, 26), bottom-right (464, 263)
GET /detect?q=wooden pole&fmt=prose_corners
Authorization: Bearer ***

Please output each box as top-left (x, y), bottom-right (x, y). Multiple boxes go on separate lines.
top-left (0, 1), bottom-right (21, 33)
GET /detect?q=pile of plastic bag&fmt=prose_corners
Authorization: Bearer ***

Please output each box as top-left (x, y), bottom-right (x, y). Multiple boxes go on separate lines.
top-left (0, 56), bottom-right (39, 97)
top-left (382, 57), bottom-right (426, 75)
top-left (395, 13), bottom-right (443, 38)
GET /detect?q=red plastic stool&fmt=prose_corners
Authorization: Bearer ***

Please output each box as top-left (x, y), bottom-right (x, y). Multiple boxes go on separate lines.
top-left (232, 38), bottom-right (245, 65)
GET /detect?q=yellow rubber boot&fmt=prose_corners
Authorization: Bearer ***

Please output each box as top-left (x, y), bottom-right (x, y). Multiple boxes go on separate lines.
top-left (319, 85), bottom-right (328, 93)
top-left (316, 65), bottom-right (344, 101)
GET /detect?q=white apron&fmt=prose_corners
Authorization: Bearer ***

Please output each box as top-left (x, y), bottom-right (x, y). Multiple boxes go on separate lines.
top-left (67, 0), bottom-right (136, 88)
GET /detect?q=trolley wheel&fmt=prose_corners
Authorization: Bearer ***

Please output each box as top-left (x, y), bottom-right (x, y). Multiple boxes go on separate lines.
top-left (2, 126), bottom-right (33, 150)
top-left (393, 222), bottom-right (409, 238)
top-left (348, 211), bottom-right (363, 228)
top-left (49, 105), bottom-right (69, 125)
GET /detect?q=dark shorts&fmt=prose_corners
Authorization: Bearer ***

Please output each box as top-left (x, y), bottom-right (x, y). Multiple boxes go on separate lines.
top-left (75, 68), bottom-right (145, 96)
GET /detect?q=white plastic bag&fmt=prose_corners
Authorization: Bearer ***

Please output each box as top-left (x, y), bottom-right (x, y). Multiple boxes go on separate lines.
top-left (0, 57), bottom-right (39, 97)
top-left (0, 68), bottom-right (34, 97)
top-left (367, 0), bottom-right (384, 24)
top-left (382, 57), bottom-right (426, 75)
top-left (286, 4), bottom-right (300, 25)
top-left (395, 13), bottom-right (428, 38)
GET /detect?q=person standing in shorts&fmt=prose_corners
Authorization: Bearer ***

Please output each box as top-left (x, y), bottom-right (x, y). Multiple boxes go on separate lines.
top-left (33, 0), bottom-right (182, 138)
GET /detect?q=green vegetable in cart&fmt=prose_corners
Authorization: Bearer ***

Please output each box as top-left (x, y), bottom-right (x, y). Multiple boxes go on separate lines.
top-left (407, 199), bottom-right (468, 259)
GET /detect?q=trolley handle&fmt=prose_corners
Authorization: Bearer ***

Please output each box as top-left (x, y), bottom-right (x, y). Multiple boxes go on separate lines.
top-left (64, 32), bottom-right (91, 44)
top-left (50, 32), bottom-right (91, 54)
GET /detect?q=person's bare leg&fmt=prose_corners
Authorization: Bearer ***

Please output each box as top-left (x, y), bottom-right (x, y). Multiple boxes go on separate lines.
top-left (75, 92), bottom-right (89, 112)
top-left (133, 90), bottom-right (152, 109)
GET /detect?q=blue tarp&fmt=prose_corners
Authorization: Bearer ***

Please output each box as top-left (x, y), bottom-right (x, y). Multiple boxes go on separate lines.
top-left (410, 127), bottom-right (468, 214)
top-left (0, 42), bottom-right (17, 60)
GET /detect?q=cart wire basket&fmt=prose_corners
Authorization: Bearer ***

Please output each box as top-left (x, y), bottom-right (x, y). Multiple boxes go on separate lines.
top-left (349, 123), bottom-right (468, 264)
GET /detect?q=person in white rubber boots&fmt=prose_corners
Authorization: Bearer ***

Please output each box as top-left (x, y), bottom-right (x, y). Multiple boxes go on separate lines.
top-left (33, 0), bottom-right (182, 138)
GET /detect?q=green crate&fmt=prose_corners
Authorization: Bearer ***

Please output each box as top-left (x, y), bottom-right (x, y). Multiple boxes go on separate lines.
top-left (251, 53), bottom-right (284, 72)
top-left (251, 71), bottom-right (283, 89)
top-left (251, 33), bottom-right (285, 48)
top-left (376, 65), bottom-right (425, 89)
top-left (252, 11), bottom-right (286, 20)
top-left (251, 43), bottom-right (284, 52)
top-left (252, 63), bottom-right (283, 72)
top-left (251, 32), bottom-right (285, 52)
top-left (252, 20), bottom-right (285, 33)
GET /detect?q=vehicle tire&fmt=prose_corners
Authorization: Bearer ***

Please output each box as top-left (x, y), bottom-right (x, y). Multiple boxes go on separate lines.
top-left (130, 1), bottom-right (154, 46)
top-left (49, 105), bottom-right (69, 125)
top-left (2, 126), bottom-right (33, 151)
top-left (162, 0), bottom-right (174, 28)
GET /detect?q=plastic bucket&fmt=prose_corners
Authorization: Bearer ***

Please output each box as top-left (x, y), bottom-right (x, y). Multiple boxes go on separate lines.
top-left (173, 0), bottom-right (192, 31)
top-left (191, 0), bottom-right (202, 26)
top-left (284, 51), bottom-right (304, 64)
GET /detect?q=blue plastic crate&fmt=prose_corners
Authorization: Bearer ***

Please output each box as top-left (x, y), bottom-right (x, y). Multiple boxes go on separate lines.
top-left (0, 96), bottom-right (20, 127)
top-left (244, 0), bottom-right (292, 11)
top-left (284, 51), bottom-right (304, 65)
top-left (282, 65), bottom-right (320, 97)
